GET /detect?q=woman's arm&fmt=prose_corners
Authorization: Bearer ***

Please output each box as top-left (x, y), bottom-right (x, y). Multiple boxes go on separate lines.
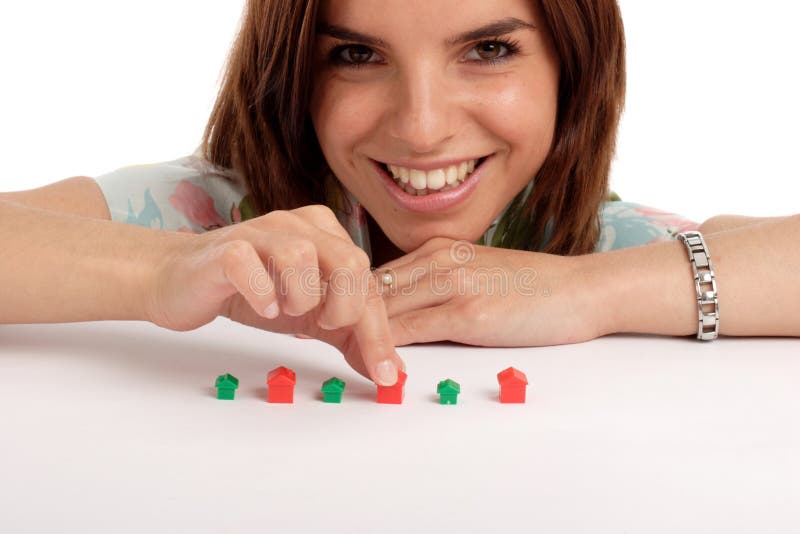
top-left (0, 198), bottom-right (406, 385)
top-left (0, 176), bottom-right (112, 220)
top-left (375, 204), bottom-right (800, 347)
top-left (0, 199), bottom-right (186, 323)
top-left (582, 213), bottom-right (800, 337)
top-left (0, 168), bottom-right (189, 323)
top-left (699, 214), bottom-right (790, 235)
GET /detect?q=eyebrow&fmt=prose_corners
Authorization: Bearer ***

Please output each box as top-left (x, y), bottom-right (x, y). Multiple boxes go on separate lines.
top-left (316, 17), bottom-right (536, 48)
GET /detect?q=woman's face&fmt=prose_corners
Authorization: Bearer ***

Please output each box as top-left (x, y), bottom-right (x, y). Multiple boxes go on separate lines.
top-left (309, 0), bottom-right (560, 252)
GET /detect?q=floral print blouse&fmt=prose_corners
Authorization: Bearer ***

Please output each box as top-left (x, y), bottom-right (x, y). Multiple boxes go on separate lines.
top-left (93, 148), bottom-right (701, 265)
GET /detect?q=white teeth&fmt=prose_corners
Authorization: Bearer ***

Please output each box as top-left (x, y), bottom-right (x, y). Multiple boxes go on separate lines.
top-left (388, 165), bottom-right (410, 183)
top-left (445, 165), bottom-right (458, 185)
top-left (409, 169), bottom-right (427, 189)
top-left (426, 169), bottom-right (446, 190)
top-left (386, 158), bottom-right (482, 192)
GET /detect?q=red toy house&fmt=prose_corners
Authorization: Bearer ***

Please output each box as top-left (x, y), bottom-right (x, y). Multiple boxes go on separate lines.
top-left (376, 369), bottom-right (407, 404)
top-left (267, 366), bottom-right (296, 403)
top-left (497, 367), bottom-right (528, 403)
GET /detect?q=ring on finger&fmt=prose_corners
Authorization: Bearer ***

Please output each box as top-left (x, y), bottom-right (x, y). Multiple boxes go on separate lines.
top-left (379, 270), bottom-right (395, 287)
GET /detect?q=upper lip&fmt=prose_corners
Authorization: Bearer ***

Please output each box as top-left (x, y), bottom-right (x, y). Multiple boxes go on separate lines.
top-left (373, 154), bottom-right (490, 172)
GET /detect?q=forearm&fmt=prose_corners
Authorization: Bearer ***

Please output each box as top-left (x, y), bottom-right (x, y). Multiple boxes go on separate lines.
top-left (698, 214), bottom-right (788, 235)
top-left (581, 214), bottom-right (800, 337)
top-left (0, 199), bottom-right (187, 323)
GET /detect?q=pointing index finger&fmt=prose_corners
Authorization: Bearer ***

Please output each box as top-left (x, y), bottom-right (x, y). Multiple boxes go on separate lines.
top-left (353, 270), bottom-right (406, 386)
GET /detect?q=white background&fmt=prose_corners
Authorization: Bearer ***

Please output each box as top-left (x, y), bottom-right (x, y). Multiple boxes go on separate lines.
top-left (1, 1), bottom-right (799, 222)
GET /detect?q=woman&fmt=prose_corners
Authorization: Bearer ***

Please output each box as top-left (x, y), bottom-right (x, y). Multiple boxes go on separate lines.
top-left (1, 0), bottom-right (797, 387)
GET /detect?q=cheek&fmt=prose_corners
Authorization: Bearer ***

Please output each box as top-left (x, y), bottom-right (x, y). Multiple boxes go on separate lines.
top-left (471, 74), bottom-right (558, 155)
top-left (310, 77), bottom-right (383, 165)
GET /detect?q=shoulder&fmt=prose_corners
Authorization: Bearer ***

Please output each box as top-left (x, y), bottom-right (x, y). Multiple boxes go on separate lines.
top-left (94, 150), bottom-right (246, 196)
top-left (93, 150), bottom-right (251, 232)
top-left (596, 199), bottom-right (701, 252)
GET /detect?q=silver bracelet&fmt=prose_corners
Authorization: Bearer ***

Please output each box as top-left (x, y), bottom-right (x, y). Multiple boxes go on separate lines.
top-left (676, 230), bottom-right (719, 340)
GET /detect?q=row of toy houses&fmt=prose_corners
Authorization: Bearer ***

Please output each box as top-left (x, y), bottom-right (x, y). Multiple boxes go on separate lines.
top-left (214, 366), bottom-right (529, 404)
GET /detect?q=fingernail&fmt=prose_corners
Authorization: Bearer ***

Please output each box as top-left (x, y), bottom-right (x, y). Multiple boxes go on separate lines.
top-left (264, 302), bottom-right (279, 319)
top-left (374, 359), bottom-right (397, 386)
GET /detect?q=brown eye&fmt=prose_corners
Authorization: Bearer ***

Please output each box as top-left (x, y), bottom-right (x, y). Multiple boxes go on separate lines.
top-left (475, 42), bottom-right (503, 60)
top-left (463, 39), bottom-right (520, 66)
top-left (341, 45), bottom-right (373, 64)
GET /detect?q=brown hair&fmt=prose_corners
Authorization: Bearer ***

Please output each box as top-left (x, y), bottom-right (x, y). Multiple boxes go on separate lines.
top-left (201, 0), bottom-right (626, 256)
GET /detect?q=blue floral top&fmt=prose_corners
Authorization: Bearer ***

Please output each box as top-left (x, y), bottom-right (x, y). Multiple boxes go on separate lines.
top-left (93, 149), bottom-right (701, 263)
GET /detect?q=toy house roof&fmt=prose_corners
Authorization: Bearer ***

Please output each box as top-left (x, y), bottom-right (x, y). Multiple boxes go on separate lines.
top-left (322, 377), bottom-right (346, 393)
top-left (497, 367), bottom-right (528, 386)
top-left (215, 373), bottom-right (239, 389)
top-left (267, 366), bottom-right (296, 386)
top-left (437, 379), bottom-right (460, 394)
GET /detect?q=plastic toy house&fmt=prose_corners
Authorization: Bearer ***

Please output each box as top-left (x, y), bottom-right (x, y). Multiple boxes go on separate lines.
top-left (376, 369), bottom-right (407, 404)
top-left (321, 377), bottom-right (346, 403)
top-left (215, 373), bottom-right (239, 400)
top-left (267, 366), bottom-right (296, 403)
top-left (497, 367), bottom-right (528, 403)
top-left (437, 379), bottom-right (460, 405)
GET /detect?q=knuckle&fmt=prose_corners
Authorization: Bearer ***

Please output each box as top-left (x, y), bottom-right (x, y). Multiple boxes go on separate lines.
top-left (293, 204), bottom-right (336, 222)
top-left (354, 248), bottom-right (372, 270)
top-left (343, 249), bottom-right (371, 275)
top-left (431, 246), bottom-right (453, 265)
top-left (221, 239), bottom-right (253, 268)
top-left (283, 239), bottom-right (317, 265)
top-left (298, 204), bottom-right (351, 240)
top-left (262, 209), bottom-right (293, 227)
top-left (311, 204), bottom-right (338, 220)
top-left (424, 236), bottom-right (450, 252)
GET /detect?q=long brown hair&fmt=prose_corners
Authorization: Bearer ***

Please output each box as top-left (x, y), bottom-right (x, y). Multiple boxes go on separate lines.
top-left (201, 0), bottom-right (626, 256)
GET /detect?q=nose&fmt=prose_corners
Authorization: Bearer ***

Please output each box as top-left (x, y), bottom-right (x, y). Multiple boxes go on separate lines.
top-left (386, 64), bottom-right (457, 154)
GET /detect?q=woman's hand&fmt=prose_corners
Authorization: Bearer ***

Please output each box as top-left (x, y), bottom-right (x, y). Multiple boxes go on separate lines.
top-left (374, 237), bottom-right (604, 347)
top-left (146, 205), bottom-right (404, 385)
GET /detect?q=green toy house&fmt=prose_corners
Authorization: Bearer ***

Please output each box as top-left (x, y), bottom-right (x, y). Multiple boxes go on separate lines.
top-left (437, 379), bottom-right (461, 405)
top-left (215, 373), bottom-right (239, 400)
top-left (321, 377), bottom-right (346, 403)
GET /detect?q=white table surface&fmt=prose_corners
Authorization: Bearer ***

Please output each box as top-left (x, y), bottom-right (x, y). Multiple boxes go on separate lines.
top-left (1, 318), bottom-right (799, 533)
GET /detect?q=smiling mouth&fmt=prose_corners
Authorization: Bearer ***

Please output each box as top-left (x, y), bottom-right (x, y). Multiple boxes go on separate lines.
top-left (375, 155), bottom-right (490, 196)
